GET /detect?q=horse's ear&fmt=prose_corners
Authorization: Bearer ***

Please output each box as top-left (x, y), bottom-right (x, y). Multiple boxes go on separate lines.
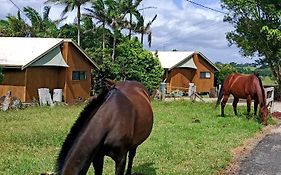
top-left (105, 78), bottom-right (116, 88)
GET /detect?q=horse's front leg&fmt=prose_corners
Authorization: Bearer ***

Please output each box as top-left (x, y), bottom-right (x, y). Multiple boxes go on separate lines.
top-left (126, 148), bottom-right (137, 175)
top-left (115, 153), bottom-right (127, 175)
top-left (254, 100), bottom-right (258, 116)
top-left (92, 154), bottom-right (104, 175)
top-left (232, 97), bottom-right (239, 115)
top-left (246, 95), bottom-right (252, 117)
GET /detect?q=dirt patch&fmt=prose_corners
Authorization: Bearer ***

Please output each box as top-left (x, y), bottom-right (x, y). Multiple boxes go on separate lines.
top-left (216, 119), bottom-right (281, 175)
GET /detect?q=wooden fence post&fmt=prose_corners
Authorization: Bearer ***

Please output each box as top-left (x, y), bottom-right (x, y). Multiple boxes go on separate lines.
top-left (188, 83), bottom-right (196, 101)
top-left (160, 83), bottom-right (166, 100)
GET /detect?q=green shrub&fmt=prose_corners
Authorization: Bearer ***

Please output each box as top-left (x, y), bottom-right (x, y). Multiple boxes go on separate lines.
top-left (92, 39), bottom-right (164, 93)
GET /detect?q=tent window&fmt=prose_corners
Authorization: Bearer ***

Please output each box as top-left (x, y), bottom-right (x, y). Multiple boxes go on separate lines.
top-left (72, 71), bottom-right (86, 80)
top-left (200, 71), bottom-right (211, 79)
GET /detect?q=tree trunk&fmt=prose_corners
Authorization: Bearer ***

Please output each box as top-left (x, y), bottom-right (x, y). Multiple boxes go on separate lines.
top-left (267, 55), bottom-right (281, 100)
top-left (77, 5), bottom-right (81, 46)
top-left (112, 34), bottom-right (116, 60)
top-left (102, 22), bottom-right (105, 60)
top-left (102, 22), bottom-right (105, 50)
top-left (128, 13), bottom-right (132, 39)
top-left (141, 33), bottom-right (144, 44)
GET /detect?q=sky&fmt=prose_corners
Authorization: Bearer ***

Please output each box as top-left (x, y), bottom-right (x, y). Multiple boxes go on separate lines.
top-left (0, 0), bottom-right (257, 64)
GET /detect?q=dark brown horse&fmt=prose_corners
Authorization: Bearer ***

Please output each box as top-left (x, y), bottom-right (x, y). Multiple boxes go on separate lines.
top-left (216, 73), bottom-right (268, 125)
top-left (56, 80), bottom-right (153, 175)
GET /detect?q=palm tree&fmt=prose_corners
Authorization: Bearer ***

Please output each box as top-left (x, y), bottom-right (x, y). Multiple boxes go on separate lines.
top-left (121, 0), bottom-right (142, 39)
top-left (134, 14), bottom-right (157, 47)
top-left (107, 0), bottom-right (128, 59)
top-left (45, 0), bottom-right (90, 46)
top-left (23, 6), bottom-right (61, 37)
top-left (87, 0), bottom-right (127, 59)
top-left (0, 11), bottom-right (29, 37)
top-left (85, 0), bottom-right (109, 50)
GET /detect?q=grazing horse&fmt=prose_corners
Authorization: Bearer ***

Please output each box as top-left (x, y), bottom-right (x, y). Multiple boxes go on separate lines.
top-left (216, 73), bottom-right (268, 125)
top-left (56, 80), bottom-right (153, 175)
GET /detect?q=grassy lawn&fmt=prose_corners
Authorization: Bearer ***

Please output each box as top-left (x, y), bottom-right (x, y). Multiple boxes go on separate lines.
top-left (0, 100), bottom-right (270, 175)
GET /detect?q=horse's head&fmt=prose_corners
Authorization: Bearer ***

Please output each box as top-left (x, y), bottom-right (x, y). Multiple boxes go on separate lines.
top-left (261, 104), bottom-right (268, 125)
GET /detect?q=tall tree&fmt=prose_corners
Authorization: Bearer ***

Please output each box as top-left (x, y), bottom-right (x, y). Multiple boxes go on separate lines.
top-left (45, 0), bottom-right (90, 46)
top-left (0, 11), bottom-right (29, 37)
top-left (92, 39), bottom-right (163, 93)
top-left (23, 6), bottom-right (61, 37)
top-left (85, 0), bottom-right (110, 50)
top-left (107, 0), bottom-right (127, 59)
top-left (134, 14), bottom-right (157, 47)
top-left (221, 0), bottom-right (281, 88)
top-left (120, 0), bottom-right (142, 39)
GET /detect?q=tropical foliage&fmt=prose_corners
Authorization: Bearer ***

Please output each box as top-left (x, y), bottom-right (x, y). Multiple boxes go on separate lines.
top-left (45, 0), bottom-right (91, 46)
top-left (92, 39), bottom-right (163, 93)
top-left (0, 1), bottom-right (161, 93)
top-left (0, 11), bottom-right (29, 37)
top-left (215, 63), bottom-right (237, 85)
top-left (221, 0), bottom-right (281, 89)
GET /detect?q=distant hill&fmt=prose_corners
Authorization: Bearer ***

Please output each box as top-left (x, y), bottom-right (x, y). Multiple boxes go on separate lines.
top-left (215, 62), bottom-right (276, 86)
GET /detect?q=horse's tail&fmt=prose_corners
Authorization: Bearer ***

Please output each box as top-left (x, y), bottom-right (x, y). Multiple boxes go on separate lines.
top-left (216, 82), bottom-right (224, 108)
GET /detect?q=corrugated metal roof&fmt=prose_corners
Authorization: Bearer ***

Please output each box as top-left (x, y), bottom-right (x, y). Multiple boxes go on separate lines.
top-left (0, 37), bottom-right (64, 69)
top-left (29, 46), bottom-right (68, 68)
top-left (0, 37), bottom-right (99, 70)
top-left (153, 51), bottom-right (219, 71)
top-left (153, 51), bottom-right (196, 69)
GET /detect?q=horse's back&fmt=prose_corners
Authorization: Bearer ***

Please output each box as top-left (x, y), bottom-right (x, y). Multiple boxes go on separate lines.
top-left (223, 73), bottom-right (259, 98)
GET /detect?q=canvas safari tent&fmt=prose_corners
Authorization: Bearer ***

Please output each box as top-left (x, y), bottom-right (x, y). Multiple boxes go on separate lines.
top-left (0, 37), bottom-right (99, 104)
top-left (154, 51), bottom-right (219, 94)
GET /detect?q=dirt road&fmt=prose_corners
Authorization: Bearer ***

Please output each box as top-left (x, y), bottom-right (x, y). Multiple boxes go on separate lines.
top-left (238, 124), bottom-right (281, 175)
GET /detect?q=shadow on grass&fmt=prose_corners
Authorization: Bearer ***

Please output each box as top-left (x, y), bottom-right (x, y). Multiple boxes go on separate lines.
top-left (133, 162), bottom-right (156, 175)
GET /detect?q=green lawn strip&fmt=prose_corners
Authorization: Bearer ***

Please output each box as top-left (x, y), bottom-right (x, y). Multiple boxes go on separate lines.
top-left (0, 100), bottom-right (269, 175)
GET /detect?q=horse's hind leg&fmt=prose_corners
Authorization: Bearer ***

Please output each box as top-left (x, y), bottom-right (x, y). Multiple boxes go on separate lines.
top-left (126, 148), bottom-right (137, 175)
top-left (221, 94), bottom-right (229, 117)
top-left (233, 97), bottom-right (239, 115)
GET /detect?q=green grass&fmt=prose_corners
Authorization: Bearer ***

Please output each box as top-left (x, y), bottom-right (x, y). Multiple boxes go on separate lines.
top-left (261, 76), bottom-right (277, 86)
top-left (0, 101), bottom-right (272, 175)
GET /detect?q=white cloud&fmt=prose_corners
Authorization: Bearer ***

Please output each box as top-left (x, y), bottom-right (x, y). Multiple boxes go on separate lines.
top-left (140, 0), bottom-right (255, 63)
top-left (0, 0), bottom-right (255, 63)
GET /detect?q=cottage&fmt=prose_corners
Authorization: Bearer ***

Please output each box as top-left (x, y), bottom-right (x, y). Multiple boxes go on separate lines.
top-left (0, 37), bottom-right (99, 103)
top-left (154, 51), bottom-right (219, 94)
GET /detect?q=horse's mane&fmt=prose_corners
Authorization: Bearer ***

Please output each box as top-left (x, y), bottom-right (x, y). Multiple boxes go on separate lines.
top-left (254, 73), bottom-right (266, 106)
top-left (56, 88), bottom-right (112, 173)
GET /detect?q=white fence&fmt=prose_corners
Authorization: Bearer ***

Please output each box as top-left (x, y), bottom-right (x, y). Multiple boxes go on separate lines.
top-left (265, 87), bottom-right (274, 113)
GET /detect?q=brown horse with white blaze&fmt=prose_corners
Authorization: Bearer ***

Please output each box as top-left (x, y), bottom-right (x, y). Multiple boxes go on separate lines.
top-left (216, 73), bottom-right (268, 125)
top-left (56, 80), bottom-right (153, 175)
